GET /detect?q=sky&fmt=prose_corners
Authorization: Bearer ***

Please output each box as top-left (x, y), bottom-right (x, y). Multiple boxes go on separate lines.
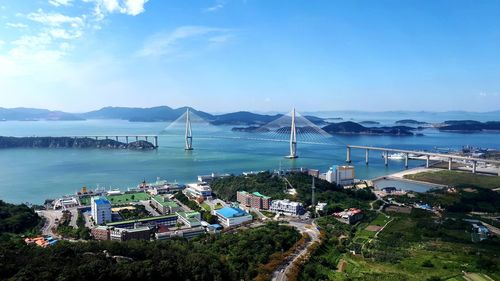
top-left (0, 0), bottom-right (499, 113)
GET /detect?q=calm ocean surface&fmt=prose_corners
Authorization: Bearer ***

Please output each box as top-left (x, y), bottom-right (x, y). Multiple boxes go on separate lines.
top-left (1, 119), bottom-right (500, 204)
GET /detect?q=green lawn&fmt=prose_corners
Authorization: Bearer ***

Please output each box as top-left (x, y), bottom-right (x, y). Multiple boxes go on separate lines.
top-left (105, 192), bottom-right (151, 205)
top-left (201, 202), bottom-right (211, 211)
top-left (404, 170), bottom-right (500, 190)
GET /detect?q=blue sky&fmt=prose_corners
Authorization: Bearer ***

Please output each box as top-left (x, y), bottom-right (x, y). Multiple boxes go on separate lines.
top-left (0, 0), bottom-right (499, 113)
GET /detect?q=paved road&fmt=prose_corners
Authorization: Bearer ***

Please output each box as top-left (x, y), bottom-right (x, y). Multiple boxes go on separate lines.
top-left (272, 220), bottom-right (320, 281)
top-left (38, 210), bottom-right (63, 238)
top-left (69, 208), bottom-right (78, 228)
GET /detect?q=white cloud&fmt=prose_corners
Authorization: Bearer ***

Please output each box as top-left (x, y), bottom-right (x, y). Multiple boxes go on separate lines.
top-left (137, 26), bottom-right (231, 58)
top-left (204, 2), bottom-right (224, 13)
top-left (479, 92), bottom-right (499, 97)
top-left (88, 0), bottom-right (149, 18)
top-left (26, 9), bottom-right (84, 27)
top-left (6, 22), bottom-right (29, 29)
top-left (49, 28), bottom-right (83, 39)
top-left (48, 0), bottom-right (73, 7)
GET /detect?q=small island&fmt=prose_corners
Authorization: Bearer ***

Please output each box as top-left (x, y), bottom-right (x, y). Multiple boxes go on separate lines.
top-left (395, 119), bottom-right (428, 125)
top-left (0, 136), bottom-right (156, 150)
top-left (439, 120), bottom-right (500, 132)
top-left (359, 121), bottom-right (380, 125)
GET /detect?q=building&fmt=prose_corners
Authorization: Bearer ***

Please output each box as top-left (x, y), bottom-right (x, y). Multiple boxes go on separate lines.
top-left (147, 183), bottom-right (184, 196)
top-left (215, 207), bottom-right (253, 228)
top-left (197, 173), bottom-right (231, 183)
top-left (183, 182), bottom-right (212, 200)
top-left (110, 226), bottom-right (153, 241)
top-left (333, 208), bottom-right (364, 224)
top-left (106, 214), bottom-right (178, 229)
top-left (206, 224), bottom-right (223, 234)
top-left (326, 165), bottom-right (355, 185)
top-left (472, 224), bottom-right (491, 242)
top-left (91, 196), bottom-right (112, 225)
top-left (91, 225), bottom-right (111, 241)
top-left (177, 211), bottom-right (202, 227)
top-left (53, 197), bottom-right (79, 210)
top-left (151, 195), bottom-right (180, 214)
top-left (236, 191), bottom-right (271, 210)
top-left (269, 199), bottom-right (305, 216)
top-left (316, 202), bottom-right (327, 213)
top-left (155, 226), bottom-right (206, 240)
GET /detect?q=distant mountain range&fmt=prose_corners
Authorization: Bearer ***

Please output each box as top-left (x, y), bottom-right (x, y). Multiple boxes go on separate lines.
top-left (0, 106), bottom-right (294, 126)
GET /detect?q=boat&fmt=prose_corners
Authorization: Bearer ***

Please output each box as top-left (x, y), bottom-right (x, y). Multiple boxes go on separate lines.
top-left (382, 152), bottom-right (406, 160)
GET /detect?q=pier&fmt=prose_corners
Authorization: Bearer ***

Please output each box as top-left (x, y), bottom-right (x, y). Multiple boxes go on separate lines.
top-left (346, 145), bottom-right (500, 176)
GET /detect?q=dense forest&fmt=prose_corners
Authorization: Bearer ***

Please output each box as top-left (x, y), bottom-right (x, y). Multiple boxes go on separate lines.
top-left (0, 200), bottom-right (41, 234)
top-left (0, 222), bottom-right (299, 281)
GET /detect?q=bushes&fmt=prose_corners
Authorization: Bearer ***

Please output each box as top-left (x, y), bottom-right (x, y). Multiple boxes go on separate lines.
top-left (0, 222), bottom-right (300, 281)
top-left (0, 200), bottom-right (41, 234)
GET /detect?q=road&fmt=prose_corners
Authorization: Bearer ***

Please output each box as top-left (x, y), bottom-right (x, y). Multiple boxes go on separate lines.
top-left (69, 208), bottom-right (78, 228)
top-left (37, 210), bottom-right (63, 238)
top-left (272, 219), bottom-right (320, 281)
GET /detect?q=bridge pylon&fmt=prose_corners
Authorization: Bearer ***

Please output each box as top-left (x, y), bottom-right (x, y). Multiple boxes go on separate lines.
top-left (285, 108), bottom-right (298, 159)
top-left (185, 108), bottom-right (193, 151)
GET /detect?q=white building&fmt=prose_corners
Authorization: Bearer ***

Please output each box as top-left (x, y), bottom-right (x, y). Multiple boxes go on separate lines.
top-left (183, 182), bottom-right (212, 199)
top-left (326, 165), bottom-right (355, 185)
top-left (269, 199), bottom-right (305, 216)
top-left (215, 207), bottom-right (253, 228)
top-left (316, 202), bottom-right (327, 212)
top-left (91, 196), bottom-right (112, 225)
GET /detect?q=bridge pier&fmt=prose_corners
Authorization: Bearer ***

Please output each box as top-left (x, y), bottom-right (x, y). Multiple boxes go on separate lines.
top-left (405, 153), bottom-right (409, 169)
top-left (448, 158), bottom-right (452, 171)
top-left (426, 155), bottom-right (430, 168)
top-left (125, 136), bottom-right (129, 144)
top-left (346, 147), bottom-right (351, 163)
top-left (105, 136), bottom-right (108, 140)
top-left (365, 149), bottom-right (369, 165)
top-left (472, 160), bottom-right (477, 174)
top-left (135, 136), bottom-right (139, 141)
top-left (384, 151), bottom-right (388, 166)
top-left (145, 136), bottom-right (149, 142)
top-left (115, 136), bottom-right (119, 141)
top-left (95, 136), bottom-right (98, 140)
top-left (154, 136), bottom-right (158, 148)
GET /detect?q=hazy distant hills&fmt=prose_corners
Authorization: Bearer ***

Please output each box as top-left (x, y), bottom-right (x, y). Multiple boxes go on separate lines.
top-left (80, 106), bottom-right (213, 122)
top-left (0, 108), bottom-right (83, 121)
top-left (0, 106), bottom-right (288, 125)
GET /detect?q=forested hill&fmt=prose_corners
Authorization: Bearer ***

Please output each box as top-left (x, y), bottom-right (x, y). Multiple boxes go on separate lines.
top-left (0, 137), bottom-right (156, 150)
top-left (0, 221), bottom-right (299, 281)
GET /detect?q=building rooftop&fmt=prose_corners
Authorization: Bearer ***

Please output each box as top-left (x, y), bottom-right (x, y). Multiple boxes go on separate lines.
top-left (252, 191), bottom-right (270, 199)
top-left (153, 195), bottom-right (179, 208)
top-left (216, 207), bottom-right (250, 218)
top-left (106, 214), bottom-right (178, 227)
top-left (92, 197), bottom-right (111, 206)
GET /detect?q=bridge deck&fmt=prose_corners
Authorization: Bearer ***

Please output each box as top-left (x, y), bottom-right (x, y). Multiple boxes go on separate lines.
top-left (347, 145), bottom-right (500, 165)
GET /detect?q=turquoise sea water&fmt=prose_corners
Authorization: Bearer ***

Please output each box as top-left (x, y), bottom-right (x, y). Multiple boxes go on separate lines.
top-left (1, 119), bottom-right (499, 204)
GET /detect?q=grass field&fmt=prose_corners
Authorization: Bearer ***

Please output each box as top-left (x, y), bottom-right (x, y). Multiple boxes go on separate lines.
top-left (200, 202), bottom-right (211, 211)
top-left (404, 170), bottom-right (500, 190)
top-left (105, 192), bottom-right (150, 205)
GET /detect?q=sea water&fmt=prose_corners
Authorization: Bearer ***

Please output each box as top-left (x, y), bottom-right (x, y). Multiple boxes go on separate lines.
top-left (1, 119), bottom-right (499, 204)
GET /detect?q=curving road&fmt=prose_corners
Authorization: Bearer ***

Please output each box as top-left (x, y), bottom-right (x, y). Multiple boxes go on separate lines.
top-left (272, 219), bottom-right (320, 281)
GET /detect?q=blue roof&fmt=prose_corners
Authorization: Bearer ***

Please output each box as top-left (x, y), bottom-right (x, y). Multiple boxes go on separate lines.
top-left (93, 197), bottom-right (110, 205)
top-left (209, 224), bottom-right (223, 229)
top-left (216, 207), bottom-right (249, 218)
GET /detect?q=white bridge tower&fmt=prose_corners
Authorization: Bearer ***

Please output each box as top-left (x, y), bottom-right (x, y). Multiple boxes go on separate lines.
top-left (185, 108), bottom-right (193, 150)
top-left (286, 108), bottom-right (298, 159)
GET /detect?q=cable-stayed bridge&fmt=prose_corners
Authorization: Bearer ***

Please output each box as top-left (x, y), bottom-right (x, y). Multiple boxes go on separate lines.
top-left (160, 108), bottom-right (346, 158)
